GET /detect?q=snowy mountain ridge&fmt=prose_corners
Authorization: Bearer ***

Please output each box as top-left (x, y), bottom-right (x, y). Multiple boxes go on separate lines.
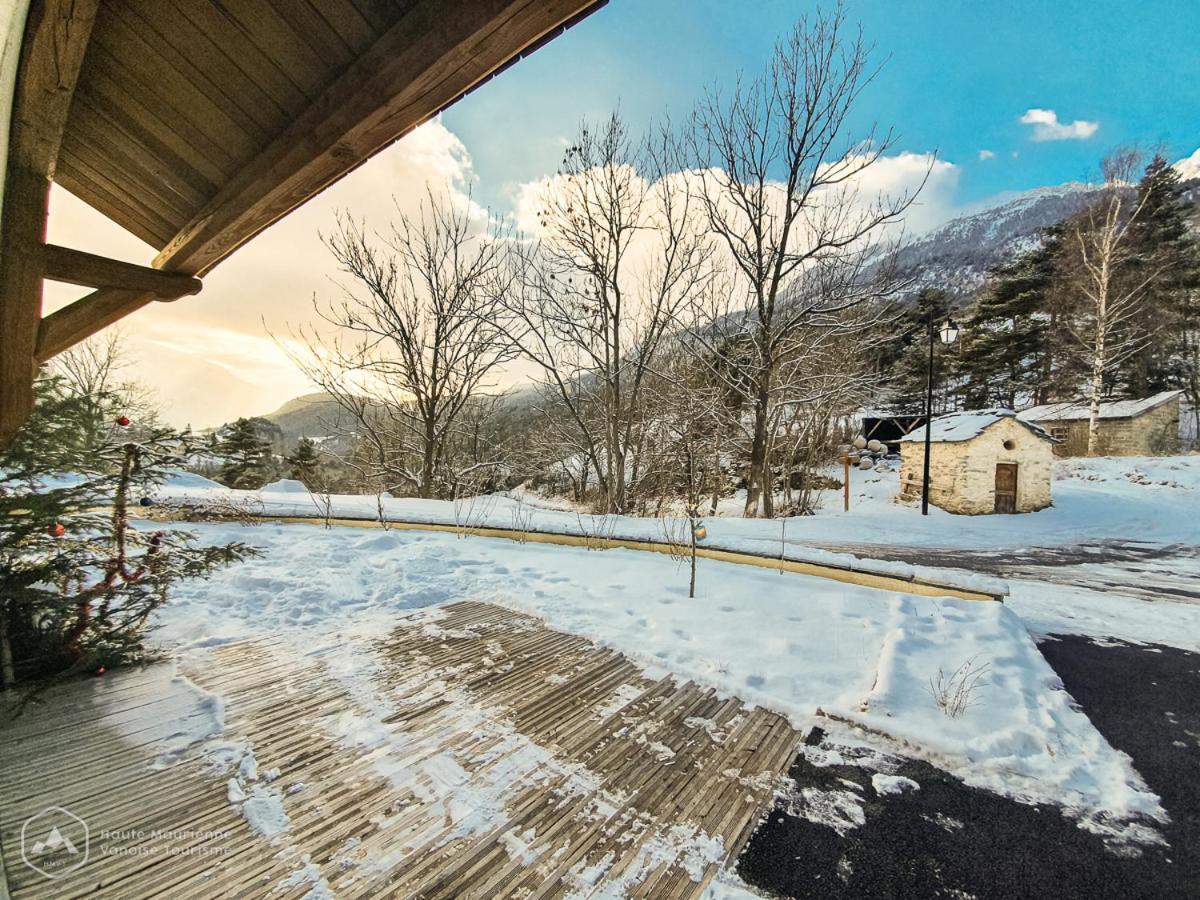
top-left (1175, 147), bottom-right (1200, 181)
top-left (887, 181), bottom-right (1101, 300)
top-left (888, 152), bottom-right (1200, 301)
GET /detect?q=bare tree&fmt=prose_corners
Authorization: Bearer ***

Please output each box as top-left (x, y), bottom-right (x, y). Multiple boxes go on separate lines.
top-left (1063, 150), bottom-right (1166, 455)
top-left (52, 329), bottom-right (160, 440)
top-left (771, 334), bottom-right (871, 514)
top-left (645, 347), bottom-right (725, 597)
top-left (498, 114), bottom-right (715, 513)
top-left (684, 6), bottom-right (922, 516)
top-left (286, 188), bottom-right (515, 498)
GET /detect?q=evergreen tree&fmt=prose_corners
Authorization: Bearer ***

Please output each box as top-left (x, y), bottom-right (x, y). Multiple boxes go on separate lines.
top-left (957, 227), bottom-right (1065, 407)
top-left (0, 374), bottom-right (254, 687)
top-left (217, 418), bottom-right (273, 489)
top-left (1115, 154), bottom-right (1200, 396)
top-left (286, 437), bottom-right (321, 487)
top-left (879, 288), bottom-right (957, 413)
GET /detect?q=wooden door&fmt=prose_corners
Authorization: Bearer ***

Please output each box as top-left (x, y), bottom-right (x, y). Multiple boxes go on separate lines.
top-left (994, 463), bottom-right (1018, 514)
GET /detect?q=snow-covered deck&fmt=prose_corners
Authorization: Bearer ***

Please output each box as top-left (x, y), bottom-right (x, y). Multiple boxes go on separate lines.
top-left (0, 602), bottom-right (800, 899)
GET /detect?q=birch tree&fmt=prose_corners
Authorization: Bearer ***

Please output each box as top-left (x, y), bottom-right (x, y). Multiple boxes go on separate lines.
top-left (684, 6), bottom-right (922, 516)
top-left (1064, 150), bottom-right (1166, 455)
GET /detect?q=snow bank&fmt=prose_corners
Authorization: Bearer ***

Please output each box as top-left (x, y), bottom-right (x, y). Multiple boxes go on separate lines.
top-left (835, 599), bottom-right (1165, 840)
top-left (154, 522), bottom-right (1164, 844)
top-left (261, 478), bottom-right (310, 494)
top-left (164, 470), bottom-right (224, 490)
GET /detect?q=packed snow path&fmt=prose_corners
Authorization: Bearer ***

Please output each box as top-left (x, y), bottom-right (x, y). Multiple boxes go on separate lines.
top-left (0, 603), bottom-right (800, 899)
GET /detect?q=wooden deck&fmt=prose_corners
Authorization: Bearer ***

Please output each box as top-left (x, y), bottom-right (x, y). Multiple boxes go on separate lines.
top-left (0, 602), bottom-right (801, 898)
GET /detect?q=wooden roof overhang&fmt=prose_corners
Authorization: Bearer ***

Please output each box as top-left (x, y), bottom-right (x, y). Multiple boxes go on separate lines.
top-left (0, 0), bottom-right (605, 446)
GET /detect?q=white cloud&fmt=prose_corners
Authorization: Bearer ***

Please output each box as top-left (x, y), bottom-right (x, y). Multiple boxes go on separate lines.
top-left (514, 149), bottom-right (960, 245)
top-left (46, 118), bottom-right (482, 427)
top-left (978, 149), bottom-right (995, 161)
top-left (1019, 108), bottom-right (1099, 142)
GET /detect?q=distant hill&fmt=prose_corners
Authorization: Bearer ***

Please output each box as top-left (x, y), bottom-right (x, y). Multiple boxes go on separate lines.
top-left (251, 393), bottom-right (358, 451)
top-left (217, 387), bottom-right (544, 454)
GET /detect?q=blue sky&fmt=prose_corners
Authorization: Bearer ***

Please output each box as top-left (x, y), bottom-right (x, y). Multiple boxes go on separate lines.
top-left (445, 0), bottom-right (1200, 216)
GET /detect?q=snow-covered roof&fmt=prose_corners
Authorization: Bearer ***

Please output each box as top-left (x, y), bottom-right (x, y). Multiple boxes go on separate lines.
top-left (1019, 390), bottom-right (1183, 423)
top-left (899, 409), bottom-right (1054, 443)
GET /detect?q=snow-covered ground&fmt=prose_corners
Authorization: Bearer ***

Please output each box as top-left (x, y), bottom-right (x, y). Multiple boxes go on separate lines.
top-left (125, 452), bottom-right (1200, 878)
top-left (801, 454), bottom-right (1200, 548)
top-left (154, 519), bottom-right (1167, 850)
top-left (154, 454), bottom-right (1200, 651)
top-left (153, 473), bottom-right (1009, 598)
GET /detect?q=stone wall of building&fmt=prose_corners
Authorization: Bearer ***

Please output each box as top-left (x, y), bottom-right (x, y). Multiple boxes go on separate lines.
top-left (899, 417), bottom-right (1053, 514)
top-left (1039, 398), bottom-right (1181, 457)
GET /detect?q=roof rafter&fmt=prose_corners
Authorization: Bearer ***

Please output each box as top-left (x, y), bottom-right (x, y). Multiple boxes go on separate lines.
top-left (35, 0), bottom-right (600, 361)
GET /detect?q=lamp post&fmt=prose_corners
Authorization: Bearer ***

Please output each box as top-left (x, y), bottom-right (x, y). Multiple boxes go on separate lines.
top-left (921, 314), bottom-right (960, 515)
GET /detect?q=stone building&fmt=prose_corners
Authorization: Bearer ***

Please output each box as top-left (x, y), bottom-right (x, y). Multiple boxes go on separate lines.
top-left (1018, 391), bottom-right (1183, 457)
top-left (898, 410), bottom-right (1055, 515)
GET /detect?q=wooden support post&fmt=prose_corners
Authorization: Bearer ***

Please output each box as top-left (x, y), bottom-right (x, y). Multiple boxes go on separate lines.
top-left (842, 454), bottom-right (850, 512)
top-left (41, 244), bottom-right (202, 297)
top-left (0, 0), bottom-right (99, 446)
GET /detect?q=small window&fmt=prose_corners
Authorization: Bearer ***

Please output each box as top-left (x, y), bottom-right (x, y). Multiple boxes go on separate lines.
top-left (1050, 426), bottom-right (1068, 442)
top-left (1002, 439), bottom-right (1016, 451)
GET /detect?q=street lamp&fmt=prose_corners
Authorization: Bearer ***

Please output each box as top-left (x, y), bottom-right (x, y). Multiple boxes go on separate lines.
top-left (921, 315), bottom-right (960, 515)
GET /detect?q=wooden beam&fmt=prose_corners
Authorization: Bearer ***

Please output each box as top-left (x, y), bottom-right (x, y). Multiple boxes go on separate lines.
top-left (35, 287), bottom-right (149, 364)
top-left (0, 0), bottom-right (99, 446)
top-left (42, 243), bottom-right (202, 296)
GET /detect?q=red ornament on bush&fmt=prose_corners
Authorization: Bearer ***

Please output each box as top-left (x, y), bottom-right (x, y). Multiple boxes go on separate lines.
top-left (49, 522), bottom-right (66, 538)
top-left (116, 415), bottom-right (131, 427)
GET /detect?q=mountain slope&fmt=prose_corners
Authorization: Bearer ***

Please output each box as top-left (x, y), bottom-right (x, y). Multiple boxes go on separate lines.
top-left (252, 393), bottom-right (358, 450)
top-left (892, 148), bottom-right (1200, 301)
top-left (890, 182), bottom-right (1100, 298)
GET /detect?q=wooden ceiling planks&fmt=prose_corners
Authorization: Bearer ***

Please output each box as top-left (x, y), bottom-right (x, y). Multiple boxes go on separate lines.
top-left (152, 0), bottom-right (599, 275)
top-left (302, 0), bottom-right (379, 53)
top-left (129, 0), bottom-right (295, 133)
top-left (53, 153), bottom-right (179, 248)
top-left (166, 0), bottom-right (314, 119)
top-left (75, 53), bottom-right (237, 187)
top-left (1, 0), bottom-right (607, 446)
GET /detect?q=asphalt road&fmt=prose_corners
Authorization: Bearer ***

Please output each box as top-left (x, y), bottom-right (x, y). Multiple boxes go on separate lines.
top-left (736, 635), bottom-right (1200, 899)
top-left (800, 539), bottom-right (1200, 603)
